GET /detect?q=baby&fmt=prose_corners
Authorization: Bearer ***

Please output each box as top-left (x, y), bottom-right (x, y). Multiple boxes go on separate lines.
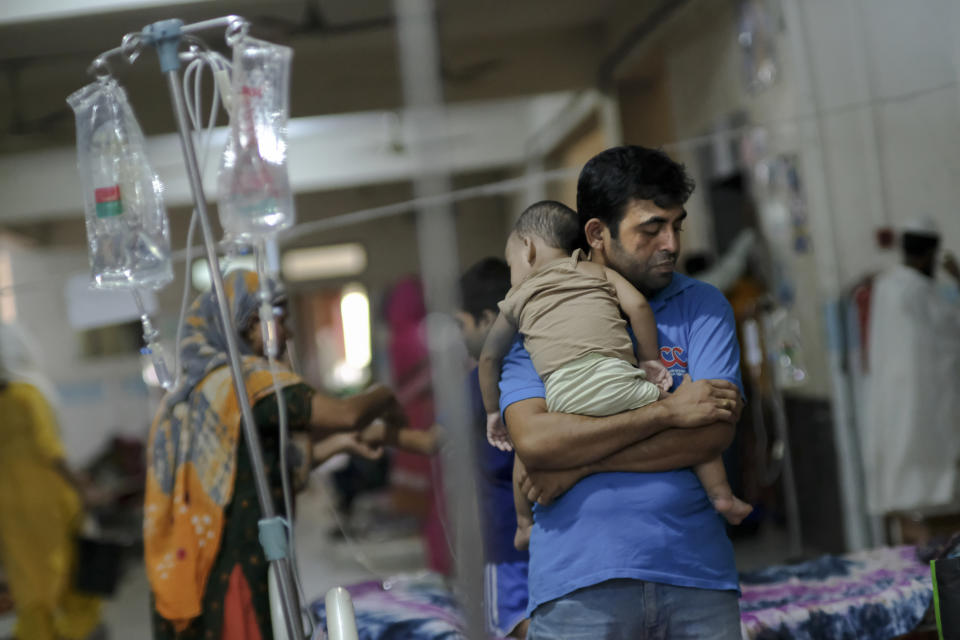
top-left (478, 200), bottom-right (751, 549)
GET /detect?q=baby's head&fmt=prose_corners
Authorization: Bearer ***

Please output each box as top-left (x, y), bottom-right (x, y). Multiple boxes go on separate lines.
top-left (505, 200), bottom-right (580, 286)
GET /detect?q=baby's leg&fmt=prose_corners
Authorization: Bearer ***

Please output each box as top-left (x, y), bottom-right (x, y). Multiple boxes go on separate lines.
top-left (513, 456), bottom-right (534, 551)
top-left (695, 457), bottom-right (753, 525)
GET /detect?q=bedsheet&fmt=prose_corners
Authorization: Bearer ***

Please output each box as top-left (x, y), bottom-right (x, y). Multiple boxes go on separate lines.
top-left (739, 545), bottom-right (932, 639)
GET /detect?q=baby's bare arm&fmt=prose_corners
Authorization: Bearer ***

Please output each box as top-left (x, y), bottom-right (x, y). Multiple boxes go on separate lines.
top-left (600, 266), bottom-right (660, 362)
top-left (478, 312), bottom-right (519, 414)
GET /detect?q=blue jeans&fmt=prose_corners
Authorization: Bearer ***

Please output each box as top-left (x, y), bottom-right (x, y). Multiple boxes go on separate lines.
top-left (527, 579), bottom-right (742, 640)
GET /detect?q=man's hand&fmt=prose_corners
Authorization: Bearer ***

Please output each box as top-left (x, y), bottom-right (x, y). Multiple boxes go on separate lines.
top-left (313, 432), bottom-right (384, 464)
top-left (662, 375), bottom-right (741, 428)
top-left (517, 459), bottom-right (587, 506)
top-left (380, 397), bottom-right (408, 430)
top-left (358, 419), bottom-right (397, 448)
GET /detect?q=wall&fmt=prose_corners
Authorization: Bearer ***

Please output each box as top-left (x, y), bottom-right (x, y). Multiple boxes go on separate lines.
top-left (797, 0), bottom-right (960, 277)
top-left (0, 239), bottom-right (152, 466)
top-left (617, 54), bottom-right (679, 150)
top-left (545, 115), bottom-right (608, 208)
top-left (658, 0), bottom-right (960, 289)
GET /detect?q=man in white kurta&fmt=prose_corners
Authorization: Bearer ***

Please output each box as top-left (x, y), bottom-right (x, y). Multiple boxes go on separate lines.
top-left (862, 220), bottom-right (960, 516)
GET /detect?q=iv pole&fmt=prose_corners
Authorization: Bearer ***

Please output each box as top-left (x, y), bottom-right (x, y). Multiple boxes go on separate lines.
top-left (89, 17), bottom-right (305, 640)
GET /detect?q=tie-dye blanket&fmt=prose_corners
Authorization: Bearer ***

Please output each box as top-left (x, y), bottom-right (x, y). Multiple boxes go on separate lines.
top-left (739, 545), bottom-right (932, 639)
top-left (311, 547), bottom-right (931, 640)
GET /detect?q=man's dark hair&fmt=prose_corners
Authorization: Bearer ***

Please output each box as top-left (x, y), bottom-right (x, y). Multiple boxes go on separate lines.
top-left (902, 232), bottom-right (939, 258)
top-left (514, 200), bottom-right (580, 254)
top-left (459, 257), bottom-right (511, 321)
top-left (576, 146), bottom-right (695, 250)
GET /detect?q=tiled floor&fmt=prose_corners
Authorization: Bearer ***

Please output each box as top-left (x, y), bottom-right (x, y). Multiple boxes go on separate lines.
top-left (733, 523), bottom-right (796, 573)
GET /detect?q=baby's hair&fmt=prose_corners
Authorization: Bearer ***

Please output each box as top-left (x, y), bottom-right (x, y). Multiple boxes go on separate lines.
top-left (514, 200), bottom-right (580, 254)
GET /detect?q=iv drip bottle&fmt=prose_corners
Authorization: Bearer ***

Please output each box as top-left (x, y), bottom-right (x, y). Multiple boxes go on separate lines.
top-left (218, 86), bottom-right (290, 233)
top-left (87, 122), bottom-right (173, 290)
top-left (70, 78), bottom-right (173, 291)
top-left (218, 38), bottom-right (294, 237)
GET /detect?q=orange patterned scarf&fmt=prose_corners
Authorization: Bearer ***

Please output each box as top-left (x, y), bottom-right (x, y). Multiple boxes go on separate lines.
top-left (144, 271), bottom-right (300, 629)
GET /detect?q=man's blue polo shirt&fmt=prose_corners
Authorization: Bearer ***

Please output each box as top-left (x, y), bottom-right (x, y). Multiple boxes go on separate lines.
top-left (499, 272), bottom-right (742, 613)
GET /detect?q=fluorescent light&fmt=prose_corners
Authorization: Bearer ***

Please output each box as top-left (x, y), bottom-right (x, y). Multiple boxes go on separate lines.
top-left (340, 285), bottom-right (371, 370)
top-left (331, 360), bottom-right (367, 388)
top-left (282, 243), bottom-right (366, 282)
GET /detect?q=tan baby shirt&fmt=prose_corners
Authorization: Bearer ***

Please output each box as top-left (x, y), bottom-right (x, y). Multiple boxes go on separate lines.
top-left (498, 249), bottom-right (637, 379)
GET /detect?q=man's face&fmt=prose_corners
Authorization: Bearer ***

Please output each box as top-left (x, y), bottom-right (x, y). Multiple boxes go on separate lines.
top-left (454, 309), bottom-right (496, 360)
top-left (602, 199), bottom-right (686, 296)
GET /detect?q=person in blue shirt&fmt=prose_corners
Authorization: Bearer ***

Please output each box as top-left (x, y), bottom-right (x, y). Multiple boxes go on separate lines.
top-left (454, 257), bottom-right (531, 639)
top-left (500, 146), bottom-right (745, 639)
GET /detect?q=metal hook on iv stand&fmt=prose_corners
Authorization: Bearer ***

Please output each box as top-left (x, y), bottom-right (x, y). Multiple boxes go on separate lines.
top-left (120, 17), bottom-right (305, 640)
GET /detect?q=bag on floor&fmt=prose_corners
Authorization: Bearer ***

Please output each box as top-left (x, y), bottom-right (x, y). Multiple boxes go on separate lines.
top-left (932, 549), bottom-right (960, 639)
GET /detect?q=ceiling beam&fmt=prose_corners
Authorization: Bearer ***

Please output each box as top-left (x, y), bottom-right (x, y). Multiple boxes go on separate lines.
top-left (0, 91), bottom-right (574, 223)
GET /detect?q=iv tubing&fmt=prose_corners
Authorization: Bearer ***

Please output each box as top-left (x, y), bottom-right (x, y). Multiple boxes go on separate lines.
top-left (256, 241), bottom-right (315, 636)
top-left (169, 48), bottom-right (230, 391)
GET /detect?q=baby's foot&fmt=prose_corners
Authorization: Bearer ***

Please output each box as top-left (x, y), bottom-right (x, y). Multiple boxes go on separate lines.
top-left (711, 493), bottom-right (754, 525)
top-left (514, 524), bottom-right (532, 551)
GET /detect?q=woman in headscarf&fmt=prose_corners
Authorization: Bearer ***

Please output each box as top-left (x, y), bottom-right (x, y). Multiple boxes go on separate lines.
top-left (147, 270), bottom-right (403, 639)
top-left (0, 323), bottom-right (104, 640)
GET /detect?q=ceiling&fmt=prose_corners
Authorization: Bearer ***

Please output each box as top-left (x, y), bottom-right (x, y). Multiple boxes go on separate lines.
top-left (0, 0), bottom-right (667, 152)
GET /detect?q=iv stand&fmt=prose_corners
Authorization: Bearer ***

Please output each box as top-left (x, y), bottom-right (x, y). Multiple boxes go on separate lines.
top-left (91, 17), bottom-right (305, 640)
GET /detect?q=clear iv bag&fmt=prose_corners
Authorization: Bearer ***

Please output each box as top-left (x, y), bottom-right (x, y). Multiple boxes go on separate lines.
top-left (217, 37), bottom-right (295, 237)
top-left (67, 78), bottom-right (173, 290)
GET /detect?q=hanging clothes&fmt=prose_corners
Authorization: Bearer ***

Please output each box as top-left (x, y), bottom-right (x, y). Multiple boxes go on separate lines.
top-left (383, 278), bottom-right (449, 575)
top-left (861, 264), bottom-right (960, 515)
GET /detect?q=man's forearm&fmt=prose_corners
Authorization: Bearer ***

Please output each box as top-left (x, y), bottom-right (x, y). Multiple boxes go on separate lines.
top-left (504, 377), bottom-right (740, 471)
top-left (518, 422), bottom-right (735, 505)
top-left (585, 421), bottom-right (734, 474)
top-left (505, 398), bottom-right (672, 470)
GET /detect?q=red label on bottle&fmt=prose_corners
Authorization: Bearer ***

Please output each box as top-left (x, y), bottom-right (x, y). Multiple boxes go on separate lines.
top-left (95, 185), bottom-right (121, 203)
top-left (240, 85), bottom-right (262, 98)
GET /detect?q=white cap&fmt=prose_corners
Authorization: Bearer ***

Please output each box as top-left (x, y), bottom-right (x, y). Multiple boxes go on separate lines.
top-left (901, 215), bottom-right (940, 238)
